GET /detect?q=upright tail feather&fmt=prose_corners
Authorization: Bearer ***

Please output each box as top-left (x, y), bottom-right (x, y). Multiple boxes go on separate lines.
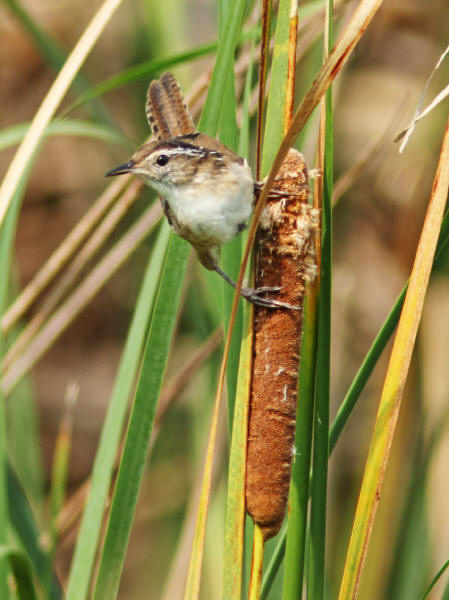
top-left (146, 72), bottom-right (196, 140)
top-left (146, 79), bottom-right (172, 141)
top-left (159, 73), bottom-right (196, 136)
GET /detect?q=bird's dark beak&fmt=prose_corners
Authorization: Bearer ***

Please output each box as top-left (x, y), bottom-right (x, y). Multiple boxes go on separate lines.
top-left (105, 160), bottom-right (135, 177)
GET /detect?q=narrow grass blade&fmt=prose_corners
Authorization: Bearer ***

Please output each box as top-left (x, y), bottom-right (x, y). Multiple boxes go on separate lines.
top-left (0, 173), bottom-right (31, 599)
top-left (0, 172), bottom-right (54, 599)
top-left (222, 308), bottom-right (253, 599)
top-left (7, 464), bottom-right (62, 599)
top-left (0, 393), bottom-right (8, 596)
top-left (7, 378), bottom-right (44, 513)
top-left (281, 2), bottom-right (320, 598)
top-left (0, 546), bottom-right (38, 600)
top-left (261, 524), bottom-right (287, 599)
top-left (406, 413), bottom-right (449, 599)
top-left (384, 428), bottom-right (431, 599)
top-left (66, 221), bottom-right (171, 600)
top-left (63, 41), bottom-right (222, 115)
top-left (329, 286), bottom-right (405, 452)
top-left (4, 0), bottom-right (73, 71)
top-left (283, 288), bottom-right (318, 599)
top-left (338, 116), bottom-right (449, 599)
top-left (47, 383), bottom-right (78, 596)
top-left (50, 384), bottom-right (77, 526)
top-left (0, 0), bottom-right (123, 229)
top-left (396, 43), bottom-right (449, 153)
top-left (220, 36), bottom-right (256, 598)
top-left (256, 0), bottom-right (271, 178)
top-left (307, 3), bottom-right (333, 598)
top-left (0, 120), bottom-right (130, 152)
top-left (424, 558), bottom-right (449, 600)
top-left (216, 0), bottom-right (244, 423)
top-left (92, 234), bottom-right (189, 600)
top-left (198, 0), bottom-right (249, 136)
top-left (183, 370), bottom-right (224, 600)
top-left (248, 525), bottom-right (265, 600)
top-left (261, 0), bottom-right (292, 175)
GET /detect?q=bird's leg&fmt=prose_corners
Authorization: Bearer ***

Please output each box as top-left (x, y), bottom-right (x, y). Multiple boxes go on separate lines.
top-left (195, 248), bottom-right (299, 310)
top-left (212, 265), bottom-right (300, 310)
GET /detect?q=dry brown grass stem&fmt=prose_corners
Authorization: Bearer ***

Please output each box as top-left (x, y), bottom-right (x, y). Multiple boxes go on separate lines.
top-left (3, 180), bottom-right (143, 371)
top-left (2, 202), bottom-right (162, 396)
top-left (1, 175), bottom-right (131, 334)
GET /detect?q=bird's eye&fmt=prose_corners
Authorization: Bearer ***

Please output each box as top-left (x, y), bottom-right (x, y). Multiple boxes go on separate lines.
top-left (156, 154), bottom-right (169, 166)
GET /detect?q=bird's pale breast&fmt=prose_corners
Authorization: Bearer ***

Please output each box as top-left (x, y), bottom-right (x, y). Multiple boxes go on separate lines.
top-left (164, 160), bottom-right (254, 246)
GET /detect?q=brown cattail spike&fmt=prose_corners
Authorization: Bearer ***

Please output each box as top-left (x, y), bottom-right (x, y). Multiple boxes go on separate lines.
top-left (245, 149), bottom-right (319, 540)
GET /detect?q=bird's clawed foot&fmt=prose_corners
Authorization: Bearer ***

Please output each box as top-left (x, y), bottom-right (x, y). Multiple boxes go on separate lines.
top-left (240, 285), bottom-right (300, 310)
top-left (213, 265), bottom-right (300, 310)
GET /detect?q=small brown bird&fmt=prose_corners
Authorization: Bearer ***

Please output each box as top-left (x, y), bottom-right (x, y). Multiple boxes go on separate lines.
top-left (106, 73), bottom-right (294, 309)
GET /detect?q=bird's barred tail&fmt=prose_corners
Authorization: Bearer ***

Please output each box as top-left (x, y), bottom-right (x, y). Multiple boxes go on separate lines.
top-left (146, 72), bottom-right (196, 140)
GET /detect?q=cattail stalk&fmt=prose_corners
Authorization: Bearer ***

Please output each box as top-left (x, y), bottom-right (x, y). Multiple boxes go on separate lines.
top-left (245, 148), bottom-right (318, 540)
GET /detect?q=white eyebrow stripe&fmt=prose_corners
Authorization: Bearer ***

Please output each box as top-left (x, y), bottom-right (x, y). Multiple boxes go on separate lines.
top-left (148, 146), bottom-right (208, 160)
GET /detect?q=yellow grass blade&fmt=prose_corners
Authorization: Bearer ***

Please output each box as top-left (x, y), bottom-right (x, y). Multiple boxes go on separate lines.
top-left (338, 116), bottom-right (449, 600)
top-left (222, 312), bottom-right (253, 599)
top-left (183, 353), bottom-right (227, 600)
top-left (0, 0), bottom-right (123, 229)
top-left (248, 525), bottom-right (264, 600)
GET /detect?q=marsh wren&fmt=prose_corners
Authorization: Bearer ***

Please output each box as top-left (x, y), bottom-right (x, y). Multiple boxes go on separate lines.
top-left (106, 72), bottom-right (295, 309)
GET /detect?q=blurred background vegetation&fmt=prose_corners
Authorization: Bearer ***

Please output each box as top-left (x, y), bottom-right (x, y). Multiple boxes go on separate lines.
top-left (1, 0), bottom-right (449, 598)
